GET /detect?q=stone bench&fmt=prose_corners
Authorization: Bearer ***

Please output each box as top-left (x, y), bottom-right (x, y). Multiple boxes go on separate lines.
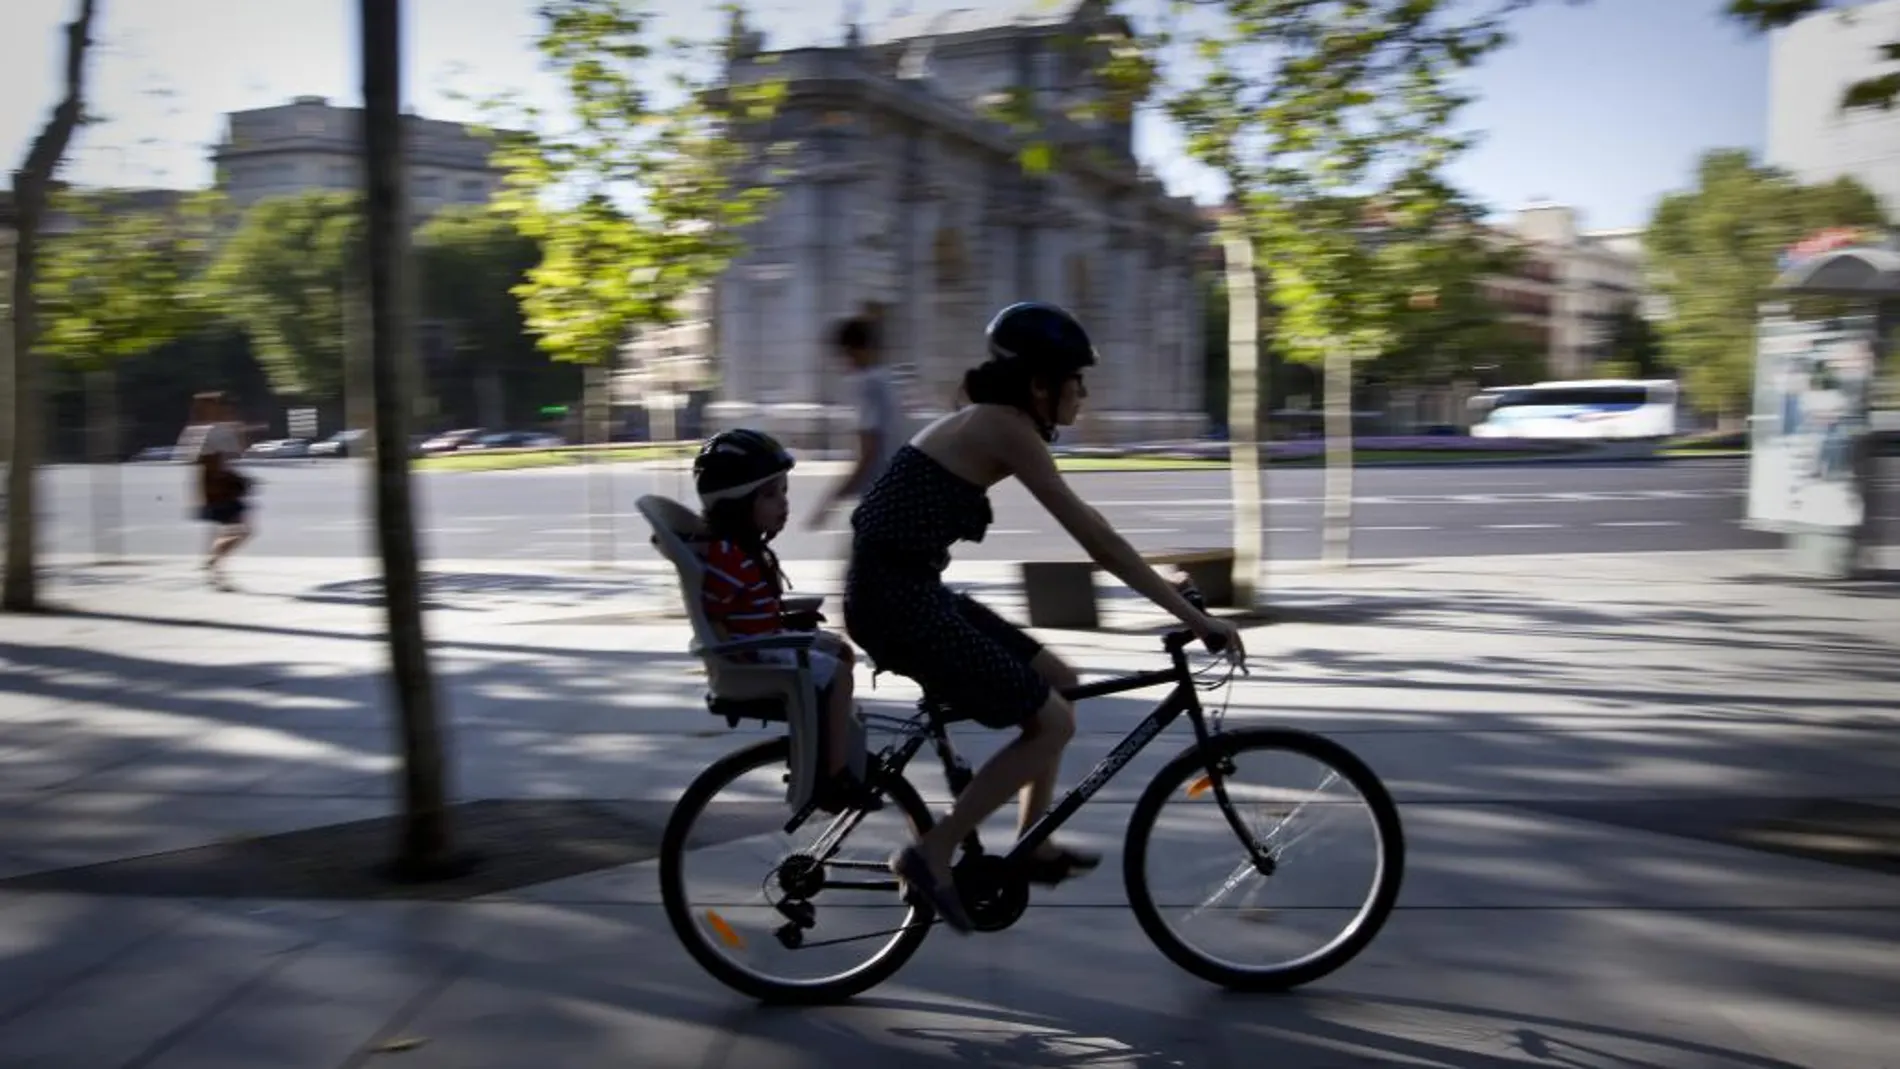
top-left (1019, 548), bottom-right (1238, 630)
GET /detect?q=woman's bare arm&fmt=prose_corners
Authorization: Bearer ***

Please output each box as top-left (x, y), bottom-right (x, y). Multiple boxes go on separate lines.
top-left (993, 414), bottom-right (1208, 629)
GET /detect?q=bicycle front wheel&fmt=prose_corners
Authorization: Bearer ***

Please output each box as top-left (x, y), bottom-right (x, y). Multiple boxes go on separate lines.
top-left (1123, 727), bottom-right (1405, 991)
top-left (658, 736), bottom-right (936, 1004)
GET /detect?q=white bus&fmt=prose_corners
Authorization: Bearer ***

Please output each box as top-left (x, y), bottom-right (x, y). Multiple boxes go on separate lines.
top-left (1468, 379), bottom-right (1679, 440)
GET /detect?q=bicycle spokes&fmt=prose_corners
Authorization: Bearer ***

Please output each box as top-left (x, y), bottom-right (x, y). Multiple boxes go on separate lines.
top-left (672, 754), bottom-right (921, 984)
top-left (1146, 746), bottom-right (1386, 971)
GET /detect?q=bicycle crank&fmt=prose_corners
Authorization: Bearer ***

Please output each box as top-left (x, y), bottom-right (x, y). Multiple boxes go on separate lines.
top-left (952, 853), bottom-right (1029, 932)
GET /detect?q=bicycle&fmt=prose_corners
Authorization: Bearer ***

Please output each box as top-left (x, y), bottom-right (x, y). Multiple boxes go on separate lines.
top-left (657, 594), bottom-right (1406, 1005)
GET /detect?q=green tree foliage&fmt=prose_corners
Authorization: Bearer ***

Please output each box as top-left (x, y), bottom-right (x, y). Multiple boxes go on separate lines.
top-left (416, 207), bottom-right (539, 340)
top-left (34, 190), bottom-right (222, 371)
top-left (415, 206), bottom-right (578, 424)
top-left (1725, 1), bottom-right (1900, 111)
top-left (1369, 229), bottom-right (1547, 388)
top-left (1159, 0), bottom-right (1528, 564)
top-left (1595, 306), bottom-right (1668, 380)
top-left (208, 191), bottom-right (364, 399)
top-left (470, 0), bottom-right (787, 369)
top-left (1166, 0), bottom-right (1523, 376)
top-left (976, 2), bottom-right (1159, 175)
top-left (1645, 148), bottom-right (1887, 419)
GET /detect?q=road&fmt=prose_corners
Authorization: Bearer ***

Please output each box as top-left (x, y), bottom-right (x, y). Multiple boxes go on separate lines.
top-left (35, 455), bottom-right (1898, 563)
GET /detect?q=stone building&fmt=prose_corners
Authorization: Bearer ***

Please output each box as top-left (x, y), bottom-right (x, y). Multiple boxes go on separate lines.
top-left (1511, 204), bottom-right (1645, 378)
top-left (702, 0), bottom-right (1212, 447)
top-left (210, 96), bottom-right (505, 218)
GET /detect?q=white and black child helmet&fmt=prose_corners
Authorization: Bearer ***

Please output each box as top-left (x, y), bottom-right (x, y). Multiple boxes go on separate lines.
top-left (693, 428), bottom-right (795, 506)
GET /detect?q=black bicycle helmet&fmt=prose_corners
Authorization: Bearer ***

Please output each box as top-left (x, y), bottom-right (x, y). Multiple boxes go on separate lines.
top-left (693, 428), bottom-right (795, 505)
top-left (985, 301), bottom-right (1097, 375)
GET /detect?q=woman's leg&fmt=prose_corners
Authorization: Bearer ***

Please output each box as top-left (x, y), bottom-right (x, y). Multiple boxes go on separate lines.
top-left (912, 690), bottom-right (1076, 881)
top-left (212, 520), bottom-right (251, 562)
top-left (209, 519), bottom-right (251, 585)
top-left (1018, 648), bottom-right (1079, 852)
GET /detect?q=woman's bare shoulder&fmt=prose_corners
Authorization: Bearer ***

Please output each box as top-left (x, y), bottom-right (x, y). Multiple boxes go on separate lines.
top-left (913, 406), bottom-right (1039, 484)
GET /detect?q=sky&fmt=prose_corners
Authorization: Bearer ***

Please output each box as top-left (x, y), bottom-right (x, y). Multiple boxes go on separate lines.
top-left (0, 0), bottom-right (1770, 232)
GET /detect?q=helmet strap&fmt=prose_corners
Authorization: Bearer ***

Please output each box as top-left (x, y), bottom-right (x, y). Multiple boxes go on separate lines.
top-left (1029, 373), bottom-right (1067, 443)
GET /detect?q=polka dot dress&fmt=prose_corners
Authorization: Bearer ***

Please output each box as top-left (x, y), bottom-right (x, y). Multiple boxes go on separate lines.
top-left (843, 445), bottom-right (1051, 728)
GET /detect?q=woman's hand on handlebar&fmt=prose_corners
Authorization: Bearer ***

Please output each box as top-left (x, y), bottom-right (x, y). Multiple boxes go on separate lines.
top-left (1194, 614), bottom-right (1247, 666)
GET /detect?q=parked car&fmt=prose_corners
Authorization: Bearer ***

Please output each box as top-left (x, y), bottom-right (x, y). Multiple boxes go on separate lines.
top-left (244, 438), bottom-right (312, 459)
top-left (465, 430), bottom-right (566, 450)
top-left (419, 428), bottom-right (486, 454)
top-left (309, 429), bottom-right (369, 458)
top-left (129, 445), bottom-right (176, 463)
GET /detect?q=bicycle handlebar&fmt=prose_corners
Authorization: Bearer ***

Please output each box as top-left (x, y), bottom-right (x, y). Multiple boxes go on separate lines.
top-left (1163, 581), bottom-right (1231, 658)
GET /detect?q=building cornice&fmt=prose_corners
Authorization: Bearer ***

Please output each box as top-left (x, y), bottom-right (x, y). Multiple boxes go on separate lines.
top-left (719, 49), bottom-right (1206, 234)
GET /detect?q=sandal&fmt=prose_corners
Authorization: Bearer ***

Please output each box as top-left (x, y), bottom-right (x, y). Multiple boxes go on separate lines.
top-left (889, 846), bottom-right (973, 933)
top-left (1023, 845), bottom-right (1101, 887)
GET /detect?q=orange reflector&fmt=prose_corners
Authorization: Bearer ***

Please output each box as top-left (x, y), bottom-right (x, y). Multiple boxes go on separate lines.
top-left (705, 911), bottom-right (744, 949)
top-left (1186, 776), bottom-right (1213, 798)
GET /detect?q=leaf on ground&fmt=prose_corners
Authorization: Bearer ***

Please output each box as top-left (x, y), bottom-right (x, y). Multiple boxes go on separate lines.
top-left (372, 1036), bottom-right (429, 1054)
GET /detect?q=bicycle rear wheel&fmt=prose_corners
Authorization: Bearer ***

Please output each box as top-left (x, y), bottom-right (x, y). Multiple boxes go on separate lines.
top-left (1123, 727), bottom-right (1405, 991)
top-left (658, 736), bottom-right (936, 1004)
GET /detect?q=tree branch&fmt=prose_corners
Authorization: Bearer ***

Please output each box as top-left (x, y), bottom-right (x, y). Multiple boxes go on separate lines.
top-left (17, 0), bottom-right (99, 203)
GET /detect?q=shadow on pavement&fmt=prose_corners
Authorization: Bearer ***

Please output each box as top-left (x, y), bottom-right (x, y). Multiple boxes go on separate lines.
top-left (293, 570), bottom-right (674, 612)
top-left (0, 799), bottom-right (676, 900)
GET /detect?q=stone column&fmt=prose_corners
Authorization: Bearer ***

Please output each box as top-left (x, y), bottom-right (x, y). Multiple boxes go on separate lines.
top-left (811, 137), bottom-right (842, 450)
top-left (787, 180), bottom-right (825, 443)
top-left (1134, 214), bottom-right (1157, 414)
top-left (1182, 247), bottom-right (1207, 435)
top-left (1169, 254), bottom-right (1195, 429)
top-left (1109, 207), bottom-right (1132, 413)
top-left (1013, 174), bottom-right (1039, 299)
top-left (1038, 198), bottom-right (1068, 305)
top-left (897, 129), bottom-right (931, 387)
top-left (1161, 234), bottom-right (1188, 437)
top-left (982, 199), bottom-right (1013, 321)
top-left (715, 272), bottom-right (749, 406)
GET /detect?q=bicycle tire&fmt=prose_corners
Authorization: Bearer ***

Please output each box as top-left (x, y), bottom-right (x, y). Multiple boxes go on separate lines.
top-left (658, 736), bottom-right (936, 1004)
top-left (1122, 727), bottom-right (1406, 991)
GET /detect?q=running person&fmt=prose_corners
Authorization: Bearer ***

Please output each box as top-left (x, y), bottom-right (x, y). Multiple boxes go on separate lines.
top-left (842, 301), bottom-right (1246, 932)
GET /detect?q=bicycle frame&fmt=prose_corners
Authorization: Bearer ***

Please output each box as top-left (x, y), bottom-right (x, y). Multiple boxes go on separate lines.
top-left (816, 631), bottom-right (1248, 870)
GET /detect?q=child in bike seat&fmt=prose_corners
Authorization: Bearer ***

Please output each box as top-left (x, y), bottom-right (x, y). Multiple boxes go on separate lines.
top-left (694, 428), bottom-right (876, 815)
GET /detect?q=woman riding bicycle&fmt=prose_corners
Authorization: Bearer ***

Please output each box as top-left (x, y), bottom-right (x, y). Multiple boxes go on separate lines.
top-left (842, 300), bottom-right (1246, 932)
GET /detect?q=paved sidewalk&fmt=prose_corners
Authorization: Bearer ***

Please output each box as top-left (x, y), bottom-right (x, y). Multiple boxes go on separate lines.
top-left (0, 549), bottom-right (1896, 1067)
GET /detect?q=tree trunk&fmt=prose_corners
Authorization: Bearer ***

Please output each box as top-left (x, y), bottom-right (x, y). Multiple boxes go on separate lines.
top-left (86, 367), bottom-right (121, 562)
top-left (4, 0), bottom-right (98, 613)
top-left (583, 361), bottom-right (613, 569)
top-left (361, 0), bottom-right (459, 878)
top-left (1321, 348), bottom-right (1354, 567)
top-left (1222, 227), bottom-right (1264, 608)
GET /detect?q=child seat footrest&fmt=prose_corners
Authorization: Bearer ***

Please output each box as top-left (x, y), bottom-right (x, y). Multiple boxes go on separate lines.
top-left (707, 694), bottom-right (790, 725)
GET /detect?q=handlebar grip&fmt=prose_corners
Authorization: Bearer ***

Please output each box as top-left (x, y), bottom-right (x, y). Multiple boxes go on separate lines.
top-left (1163, 627), bottom-right (1229, 657)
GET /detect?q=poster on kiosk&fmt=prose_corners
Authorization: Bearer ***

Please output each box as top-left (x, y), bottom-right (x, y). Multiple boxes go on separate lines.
top-left (1746, 309), bottom-right (1877, 531)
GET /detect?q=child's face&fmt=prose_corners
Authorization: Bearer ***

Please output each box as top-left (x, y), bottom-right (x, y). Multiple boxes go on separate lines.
top-left (752, 474), bottom-right (790, 537)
